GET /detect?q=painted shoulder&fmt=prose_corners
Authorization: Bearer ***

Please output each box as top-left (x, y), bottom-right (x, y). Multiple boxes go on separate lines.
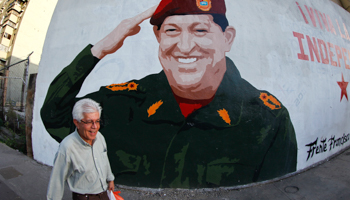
top-left (237, 78), bottom-right (286, 113)
top-left (257, 91), bottom-right (283, 111)
top-left (253, 90), bottom-right (290, 118)
top-left (101, 71), bottom-right (165, 95)
top-left (105, 81), bottom-right (140, 92)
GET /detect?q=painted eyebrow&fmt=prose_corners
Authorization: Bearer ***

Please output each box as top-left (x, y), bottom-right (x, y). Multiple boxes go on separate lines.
top-left (162, 23), bottom-right (180, 29)
top-left (162, 21), bottom-right (211, 29)
top-left (190, 22), bottom-right (211, 29)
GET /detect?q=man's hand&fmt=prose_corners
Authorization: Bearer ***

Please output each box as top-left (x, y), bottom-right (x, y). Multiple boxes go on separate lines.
top-left (108, 180), bottom-right (115, 191)
top-left (91, 5), bottom-right (157, 59)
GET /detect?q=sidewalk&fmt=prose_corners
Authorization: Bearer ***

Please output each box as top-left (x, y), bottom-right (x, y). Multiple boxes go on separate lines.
top-left (0, 141), bottom-right (350, 200)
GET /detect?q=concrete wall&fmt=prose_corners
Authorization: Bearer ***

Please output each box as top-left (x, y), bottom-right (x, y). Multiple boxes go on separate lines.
top-left (33, 0), bottom-right (350, 188)
top-left (331, 0), bottom-right (343, 6)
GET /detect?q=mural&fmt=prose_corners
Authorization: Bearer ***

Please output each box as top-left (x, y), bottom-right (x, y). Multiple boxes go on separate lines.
top-left (33, 0), bottom-right (350, 189)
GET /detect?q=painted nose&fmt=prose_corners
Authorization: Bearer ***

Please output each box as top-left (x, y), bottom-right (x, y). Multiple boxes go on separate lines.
top-left (177, 31), bottom-right (195, 53)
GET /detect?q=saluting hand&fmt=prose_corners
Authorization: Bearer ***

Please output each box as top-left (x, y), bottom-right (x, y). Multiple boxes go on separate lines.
top-left (91, 5), bottom-right (157, 59)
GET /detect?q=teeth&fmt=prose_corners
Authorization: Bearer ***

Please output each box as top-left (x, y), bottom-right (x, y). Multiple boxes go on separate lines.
top-left (178, 58), bottom-right (197, 64)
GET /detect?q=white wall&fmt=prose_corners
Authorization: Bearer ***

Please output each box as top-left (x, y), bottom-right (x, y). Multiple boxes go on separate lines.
top-left (33, 0), bottom-right (350, 180)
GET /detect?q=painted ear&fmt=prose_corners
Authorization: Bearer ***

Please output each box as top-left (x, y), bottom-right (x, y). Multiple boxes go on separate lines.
top-left (153, 26), bottom-right (161, 43)
top-left (224, 26), bottom-right (236, 52)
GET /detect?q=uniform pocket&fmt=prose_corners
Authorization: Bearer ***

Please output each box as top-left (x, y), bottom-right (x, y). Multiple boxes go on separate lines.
top-left (206, 157), bottom-right (239, 186)
top-left (115, 150), bottom-right (141, 173)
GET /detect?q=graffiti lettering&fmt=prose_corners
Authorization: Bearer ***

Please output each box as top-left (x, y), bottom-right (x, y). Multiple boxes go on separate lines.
top-left (328, 133), bottom-right (350, 150)
top-left (305, 138), bottom-right (327, 161)
top-left (305, 134), bottom-right (350, 161)
top-left (294, 2), bottom-right (350, 67)
top-left (295, 1), bottom-right (349, 40)
top-left (292, 31), bottom-right (350, 69)
top-left (294, 92), bottom-right (304, 107)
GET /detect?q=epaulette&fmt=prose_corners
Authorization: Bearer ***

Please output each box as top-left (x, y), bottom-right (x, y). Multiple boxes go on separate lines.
top-left (106, 81), bottom-right (138, 92)
top-left (259, 92), bottom-right (281, 110)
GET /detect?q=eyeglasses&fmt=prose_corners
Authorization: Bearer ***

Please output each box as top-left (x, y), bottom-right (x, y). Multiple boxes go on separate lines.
top-left (80, 120), bottom-right (101, 126)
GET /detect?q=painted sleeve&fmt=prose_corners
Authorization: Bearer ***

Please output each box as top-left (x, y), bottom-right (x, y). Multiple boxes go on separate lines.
top-left (40, 44), bottom-right (101, 142)
top-left (255, 107), bottom-right (298, 181)
top-left (46, 152), bottom-right (70, 200)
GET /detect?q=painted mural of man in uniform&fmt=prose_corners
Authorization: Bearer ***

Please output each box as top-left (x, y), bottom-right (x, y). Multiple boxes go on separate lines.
top-left (41, 0), bottom-right (297, 188)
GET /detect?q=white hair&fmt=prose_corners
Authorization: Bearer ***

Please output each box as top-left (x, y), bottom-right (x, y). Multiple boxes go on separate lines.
top-left (72, 98), bottom-right (102, 121)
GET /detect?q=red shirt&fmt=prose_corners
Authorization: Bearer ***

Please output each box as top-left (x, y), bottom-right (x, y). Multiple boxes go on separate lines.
top-left (173, 94), bottom-right (214, 118)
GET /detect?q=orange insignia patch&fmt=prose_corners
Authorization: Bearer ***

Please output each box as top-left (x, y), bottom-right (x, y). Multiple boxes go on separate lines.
top-left (127, 82), bottom-right (138, 91)
top-left (106, 82), bottom-right (138, 92)
top-left (217, 109), bottom-right (231, 125)
top-left (147, 100), bottom-right (163, 117)
top-left (259, 92), bottom-right (281, 110)
top-left (196, 0), bottom-right (211, 11)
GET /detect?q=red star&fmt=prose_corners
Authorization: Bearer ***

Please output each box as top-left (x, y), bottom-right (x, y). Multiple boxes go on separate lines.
top-left (337, 73), bottom-right (348, 101)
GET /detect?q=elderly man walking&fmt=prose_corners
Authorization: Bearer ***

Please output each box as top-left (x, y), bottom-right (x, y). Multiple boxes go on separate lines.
top-left (46, 98), bottom-right (114, 200)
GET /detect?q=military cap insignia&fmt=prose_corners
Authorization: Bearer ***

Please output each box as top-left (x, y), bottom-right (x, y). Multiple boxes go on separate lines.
top-left (217, 108), bottom-right (231, 125)
top-left (259, 92), bottom-right (281, 110)
top-left (106, 81), bottom-right (138, 91)
top-left (147, 100), bottom-right (163, 117)
top-left (197, 0), bottom-right (211, 11)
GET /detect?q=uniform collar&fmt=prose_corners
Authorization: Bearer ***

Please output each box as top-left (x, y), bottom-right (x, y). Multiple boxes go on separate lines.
top-left (140, 71), bottom-right (185, 124)
top-left (142, 57), bottom-right (253, 128)
top-left (188, 57), bottom-right (248, 127)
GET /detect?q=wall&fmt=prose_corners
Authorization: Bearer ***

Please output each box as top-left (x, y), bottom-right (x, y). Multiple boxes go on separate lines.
top-left (331, 0), bottom-right (343, 6)
top-left (33, 0), bottom-right (350, 188)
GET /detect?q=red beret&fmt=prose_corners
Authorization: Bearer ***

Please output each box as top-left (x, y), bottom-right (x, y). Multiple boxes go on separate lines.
top-left (150, 0), bottom-right (226, 26)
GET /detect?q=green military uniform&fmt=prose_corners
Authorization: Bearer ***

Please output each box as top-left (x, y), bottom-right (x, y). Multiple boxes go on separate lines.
top-left (41, 45), bottom-right (297, 188)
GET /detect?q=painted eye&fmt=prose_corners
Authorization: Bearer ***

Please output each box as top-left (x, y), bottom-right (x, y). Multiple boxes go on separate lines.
top-left (165, 29), bottom-right (179, 36)
top-left (166, 29), bottom-right (177, 32)
top-left (195, 29), bottom-right (208, 36)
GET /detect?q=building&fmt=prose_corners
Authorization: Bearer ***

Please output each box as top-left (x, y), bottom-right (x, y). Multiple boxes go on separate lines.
top-left (0, 0), bottom-right (27, 109)
top-left (0, 0), bottom-right (57, 110)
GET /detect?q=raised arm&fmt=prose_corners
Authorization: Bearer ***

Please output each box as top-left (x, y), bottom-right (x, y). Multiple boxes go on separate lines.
top-left (41, 6), bottom-right (157, 142)
top-left (91, 6), bottom-right (157, 59)
top-left (41, 45), bottom-right (100, 141)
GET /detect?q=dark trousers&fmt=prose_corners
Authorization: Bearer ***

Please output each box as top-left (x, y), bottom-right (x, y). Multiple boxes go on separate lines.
top-left (72, 191), bottom-right (108, 200)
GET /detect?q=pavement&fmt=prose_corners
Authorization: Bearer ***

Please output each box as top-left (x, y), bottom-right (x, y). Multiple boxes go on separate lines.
top-left (0, 142), bottom-right (350, 200)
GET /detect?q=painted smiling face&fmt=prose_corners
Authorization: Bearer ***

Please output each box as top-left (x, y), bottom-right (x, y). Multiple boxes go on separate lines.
top-left (155, 14), bottom-right (234, 98)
